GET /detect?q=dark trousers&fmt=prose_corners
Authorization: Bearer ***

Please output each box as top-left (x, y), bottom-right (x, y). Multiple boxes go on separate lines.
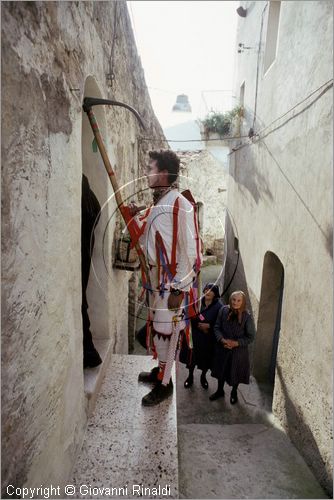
top-left (82, 245), bottom-right (96, 354)
top-left (187, 364), bottom-right (208, 375)
top-left (218, 378), bottom-right (238, 393)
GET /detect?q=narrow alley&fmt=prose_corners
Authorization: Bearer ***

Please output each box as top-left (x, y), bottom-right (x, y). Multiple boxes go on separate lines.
top-left (2, 2), bottom-right (332, 499)
top-left (71, 266), bottom-right (328, 499)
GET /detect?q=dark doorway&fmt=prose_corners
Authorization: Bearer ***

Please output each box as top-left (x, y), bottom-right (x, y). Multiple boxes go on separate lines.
top-left (269, 271), bottom-right (284, 384)
top-left (253, 252), bottom-right (284, 400)
top-left (81, 76), bottom-right (111, 365)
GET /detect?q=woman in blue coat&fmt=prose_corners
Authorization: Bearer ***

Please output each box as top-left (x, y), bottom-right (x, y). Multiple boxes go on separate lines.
top-left (181, 283), bottom-right (223, 389)
top-left (210, 290), bottom-right (255, 404)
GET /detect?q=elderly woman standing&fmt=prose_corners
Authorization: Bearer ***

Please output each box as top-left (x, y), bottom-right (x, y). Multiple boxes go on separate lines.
top-left (181, 283), bottom-right (222, 389)
top-left (210, 291), bottom-right (255, 404)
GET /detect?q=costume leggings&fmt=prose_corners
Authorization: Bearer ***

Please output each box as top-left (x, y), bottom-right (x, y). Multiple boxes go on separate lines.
top-left (153, 334), bottom-right (171, 383)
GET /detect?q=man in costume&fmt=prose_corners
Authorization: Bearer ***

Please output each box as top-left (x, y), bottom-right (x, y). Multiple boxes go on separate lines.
top-left (130, 150), bottom-right (202, 406)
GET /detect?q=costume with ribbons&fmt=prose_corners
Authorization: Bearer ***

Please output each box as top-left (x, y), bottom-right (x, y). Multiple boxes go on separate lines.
top-left (133, 188), bottom-right (202, 385)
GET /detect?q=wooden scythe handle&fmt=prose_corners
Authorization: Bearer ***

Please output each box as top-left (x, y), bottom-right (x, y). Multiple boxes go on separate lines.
top-left (84, 106), bottom-right (151, 290)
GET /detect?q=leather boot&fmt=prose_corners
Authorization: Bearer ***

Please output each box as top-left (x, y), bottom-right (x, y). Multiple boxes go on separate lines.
top-left (141, 380), bottom-right (173, 406)
top-left (184, 373), bottom-right (194, 388)
top-left (230, 387), bottom-right (238, 404)
top-left (209, 389), bottom-right (225, 401)
top-left (200, 372), bottom-right (209, 389)
top-left (138, 366), bottom-right (160, 383)
top-left (209, 379), bottom-right (225, 401)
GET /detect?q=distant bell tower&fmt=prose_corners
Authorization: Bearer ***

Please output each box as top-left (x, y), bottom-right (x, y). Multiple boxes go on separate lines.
top-left (172, 94), bottom-right (192, 112)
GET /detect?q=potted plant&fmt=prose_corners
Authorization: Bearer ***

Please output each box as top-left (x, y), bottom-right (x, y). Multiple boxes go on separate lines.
top-left (201, 105), bottom-right (244, 139)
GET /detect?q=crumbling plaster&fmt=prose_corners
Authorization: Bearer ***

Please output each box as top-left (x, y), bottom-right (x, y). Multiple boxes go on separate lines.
top-left (179, 149), bottom-right (228, 254)
top-left (2, 1), bottom-right (166, 493)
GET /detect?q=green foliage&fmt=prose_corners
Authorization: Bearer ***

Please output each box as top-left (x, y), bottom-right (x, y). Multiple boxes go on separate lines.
top-left (201, 106), bottom-right (243, 137)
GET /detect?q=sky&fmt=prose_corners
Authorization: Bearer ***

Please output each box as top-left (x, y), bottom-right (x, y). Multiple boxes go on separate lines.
top-left (128, 1), bottom-right (239, 128)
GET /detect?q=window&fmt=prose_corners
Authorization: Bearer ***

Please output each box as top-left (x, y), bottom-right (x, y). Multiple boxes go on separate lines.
top-left (263, 1), bottom-right (281, 74)
top-left (234, 237), bottom-right (239, 253)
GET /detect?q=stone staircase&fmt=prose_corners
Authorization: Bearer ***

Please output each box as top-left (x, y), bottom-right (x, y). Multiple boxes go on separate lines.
top-left (71, 355), bottom-right (178, 499)
top-left (175, 363), bottom-right (328, 499)
top-left (70, 351), bottom-right (328, 499)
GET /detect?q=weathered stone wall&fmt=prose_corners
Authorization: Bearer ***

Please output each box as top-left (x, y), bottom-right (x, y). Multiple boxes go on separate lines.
top-left (178, 149), bottom-right (228, 255)
top-left (226, 1), bottom-right (333, 494)
top-left (1, 1), bottom-right (166, 495)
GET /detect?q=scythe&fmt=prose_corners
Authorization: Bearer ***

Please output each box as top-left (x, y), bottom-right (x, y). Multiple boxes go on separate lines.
top-left (82, 96), bottom-right (151, 292)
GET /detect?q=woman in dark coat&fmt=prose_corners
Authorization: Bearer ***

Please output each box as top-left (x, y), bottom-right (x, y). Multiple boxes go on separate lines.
top-left (210, 290), bottom-right (255, 404)
top-left (181, 283), bottom-right (223, 390)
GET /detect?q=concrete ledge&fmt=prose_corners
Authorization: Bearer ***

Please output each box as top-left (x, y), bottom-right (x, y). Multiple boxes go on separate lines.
top-left (73, 354), bottom-right (179, 499)
top-left (84, 338), bottom-right (113, 417)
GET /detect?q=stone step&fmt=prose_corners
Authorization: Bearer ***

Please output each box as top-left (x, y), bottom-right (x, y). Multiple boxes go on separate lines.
top-left (71, 355), bottom-right (178, 499)
top-left (175, 364), bottom-right (327, 499)
top-left (178, 423), bottom-right (328, 499)
top-left (84, 338), bottom-right (114, 417)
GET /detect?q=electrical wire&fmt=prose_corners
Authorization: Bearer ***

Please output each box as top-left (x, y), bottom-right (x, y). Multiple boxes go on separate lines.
top-left (221, 250), bottom-right (240, 298)
top-left (135, 83), bottom-right (332, 267)
top-left (256, 79), bottom-right (333, 140)
top-left (260, 139), bottom-right (329, 242)
top-left (229, 78), bottom-right (333, 155)
top-left (226, 135), bottom-right (331, 246)
top-left (138, 79), bottom-right (331, 146)
top-left (139, 134), bottom-right (250, 143)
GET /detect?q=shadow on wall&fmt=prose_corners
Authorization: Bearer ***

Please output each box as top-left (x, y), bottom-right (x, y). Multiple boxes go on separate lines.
top-left (324, 223), bottom-right (333, 258)
top-left (223, 211), bottom-right (256, 369)
top-left (229, 142), bottom-right (273, 205)
top-left (276, 364), bottom-right (332, 498)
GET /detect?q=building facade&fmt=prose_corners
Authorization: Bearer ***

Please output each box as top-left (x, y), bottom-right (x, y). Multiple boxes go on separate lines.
top-left (178, 149), bottom-right (228, 259)
top-left (1, 1), bottom-right (166, 495)
top-left (224, 1), bottom-right (333, 494)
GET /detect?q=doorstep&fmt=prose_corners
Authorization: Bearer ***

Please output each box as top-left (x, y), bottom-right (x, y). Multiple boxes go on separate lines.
top-left (84, 338), bottom-right (113, 417)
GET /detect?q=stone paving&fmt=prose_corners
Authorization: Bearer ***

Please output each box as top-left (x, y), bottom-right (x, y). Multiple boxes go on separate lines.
top-left (73, 264), bottom-right (328, 499)
top-left (174, 264), bottom-right (328, 499)
top-left (134, 264), bottom-right (328, 498)
top-left (176, 363), bottom-right (327, 499)
top-left (72, 355), bottom-right (179, 499)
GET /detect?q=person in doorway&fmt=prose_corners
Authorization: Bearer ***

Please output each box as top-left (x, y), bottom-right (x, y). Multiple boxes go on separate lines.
top-left (82, 174), bottom-right (102, 368)
top-left (129, 150), bottom-right (202, 406)
top-left (180, 283), bottom-right (222, 390)
top-left (210, 290), bottom-right (255, 404)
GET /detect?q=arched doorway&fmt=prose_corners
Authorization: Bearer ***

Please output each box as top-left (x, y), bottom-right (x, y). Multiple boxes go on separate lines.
top-left (81, 76), bottom-right (114, 364)
top-left (253, 252), bottom-right (284, 392)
